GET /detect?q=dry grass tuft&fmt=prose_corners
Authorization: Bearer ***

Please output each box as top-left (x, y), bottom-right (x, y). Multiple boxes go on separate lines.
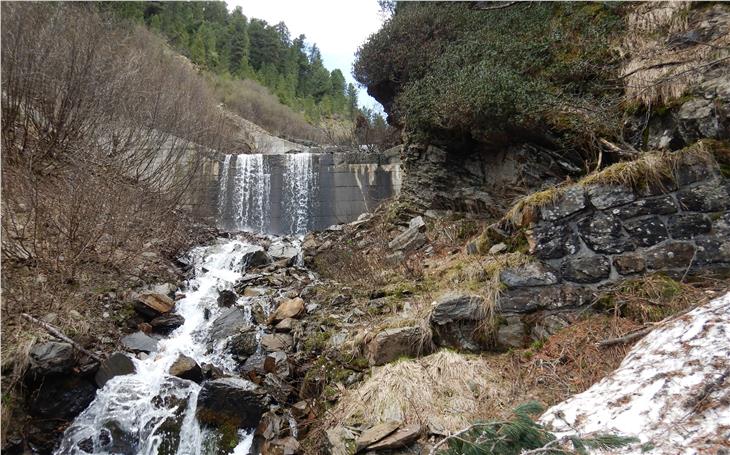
top-left (503, 186), bottom-right (567, 229)
top-left (622, 2), bottom-right (730, 106)
top-left (330, 349), bottom-right (511, 433)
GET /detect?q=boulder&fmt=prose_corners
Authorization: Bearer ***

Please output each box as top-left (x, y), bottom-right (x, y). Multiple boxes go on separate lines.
top-left (367, 424), bottom-right (421, 451)
top-left (29, 376), bottom-right (96, 419)
top-left (268, 241), bottom-right (299, 262)
top-left (261, 333), bottom-right (293, 352)
top-left (561, 256), bottom-right (611, 284)
top-left (269, 298), bottom-right (305, 324)
top-left (499, 262), bottom-right (560, 288)
top-left (95, 352), bottom-right (136, 387)
top-left (121, 331), bottom-right (158, 353)
top-left (149, 313), bottom-right (185, 334)
top-left (355, 421), bottom-right (400, 452)
top-left (217, 289), bottom-right (238, 308)
top-left (240, 245), bottom-right (272, 270)
top-left (168, 355), bottom-right (203, 383)
top-left (28, 341), bottom-right (75, 376)
top-left (196, 377), bottom-right (270, 429)
top-left (367, 326), bottom-right (425, 366)
top-left (134, 292), bottom-right (175, 319)
top-left (209, 308), bottom-right (248, 342)
top-left (228, 329), bottom-right (259, 359)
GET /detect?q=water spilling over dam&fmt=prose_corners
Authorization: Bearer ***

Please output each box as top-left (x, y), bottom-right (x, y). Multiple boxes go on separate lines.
top-left (215, 151), bottom-right (401, 235)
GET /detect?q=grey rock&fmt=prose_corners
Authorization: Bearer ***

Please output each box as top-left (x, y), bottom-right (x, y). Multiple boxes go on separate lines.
top-left (586, 184), bottom-right (635, 210)
top-left (667, 213), bottom-right (711, 240)
top-left (578, 213), bottom-right (635, 254)
top-left (263, 373), bottom-right (294, 404)
top-left (196, 377), bottom-right (270, 429)
top-left (95, 352), bottom-right (135, 387)
top-left (540, 186), bottom-right (585, 221)
top-left (496, 316), bottom-right (525, 348)
top-left (713, 212), bottom-right (730, 236)
top-left (268, 241), bottom-right (299, 261)
top-left (209, 308), bottom-right (248, 342)
top-left (695, 236), bottom-right (730, 265)
top-left (261, 333), bottom-right (293, 352)
top-left (489, 242), bottom-right (508, 255)
top-left (561, 256), bottom-right (611, 283)
top-left (367, 424), bottom-right (421, 451)
top-left (356, 421), bottom-right (401, 452)
top-left (134, 292), bottom-right (175, 319)
top-left (227, 329), bottom-right (258, 359)
top-left (531, 314), bottom-right (570, 340)
top-left (677, 97), bottom-right (722, 142)
top-left (610, 195), bottom-right (678, 219)
top-left (646, 242), bottom-right (696, 270)
top-left (500, 262), bottom-right (560, 288)
top-left (409, 216), bottom-right (426, 231)
top-left (29, 375), bottom-right (96, 419)
top-left (121, 331), bottom-right (158, 353)
top-left (613, 253), bottom-right (647, 275)
top-left (388, 226), bottom-right (427, 253)
top-left (430, 294), bottom-right (487, 351)
top-left (529, 223), bottom-right (579, 259)
top-left (367, 326), bottom-right (426, 366)
top-left (430, 294), bottom-right (483, 324)
top-left (28, 341), bottom-right (75, 376)
top-left (623, 216), bottom-right (669, 246)
top-left (169, 355), bottom-right (203, 383)
top-left (149, 313), bottom-right (185, 334)
top-left (240, 245), bottom-right (272, 270)
top-left (499, 285), bottom-right (570, 312)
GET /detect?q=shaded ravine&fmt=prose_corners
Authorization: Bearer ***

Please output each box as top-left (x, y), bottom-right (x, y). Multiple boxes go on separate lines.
top-left (55, 239), bottom-right (282, 455)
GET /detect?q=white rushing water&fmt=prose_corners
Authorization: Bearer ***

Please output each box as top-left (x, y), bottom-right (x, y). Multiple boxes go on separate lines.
top-left (217, 153), bottom-right (316, 235)
top-left (56, 239), bottom-right (260, 455)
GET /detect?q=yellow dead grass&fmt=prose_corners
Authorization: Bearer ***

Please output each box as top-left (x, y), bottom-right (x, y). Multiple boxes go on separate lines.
top-left (330, 349), bottom-right (511, 433)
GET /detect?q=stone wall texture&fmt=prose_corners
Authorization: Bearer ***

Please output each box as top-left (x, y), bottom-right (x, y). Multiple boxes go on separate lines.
top-left (493, 151), bottom-right (730, 348)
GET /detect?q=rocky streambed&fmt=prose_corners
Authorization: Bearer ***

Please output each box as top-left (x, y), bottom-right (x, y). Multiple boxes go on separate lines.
top-left (31, 234), bottom-right (315, 454)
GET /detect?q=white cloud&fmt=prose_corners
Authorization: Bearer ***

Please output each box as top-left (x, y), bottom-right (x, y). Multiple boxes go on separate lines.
top-left (227, 0), bottom-right (385, 108)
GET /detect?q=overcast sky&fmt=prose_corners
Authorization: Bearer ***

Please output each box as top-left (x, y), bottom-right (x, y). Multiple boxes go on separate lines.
top-left (227, 0), bottom-right (386, 109)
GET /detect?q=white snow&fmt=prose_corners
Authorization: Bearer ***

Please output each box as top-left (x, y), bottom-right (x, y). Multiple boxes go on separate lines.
top-left (540, 291), bottom-right (730, 454)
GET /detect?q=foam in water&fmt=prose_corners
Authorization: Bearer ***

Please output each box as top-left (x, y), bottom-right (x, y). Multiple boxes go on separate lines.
top-left (56, 239), bottom-right (258, 455)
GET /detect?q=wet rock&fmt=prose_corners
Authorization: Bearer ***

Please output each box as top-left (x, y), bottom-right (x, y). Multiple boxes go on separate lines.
top-left (528, 223), bottom-right (579, 259)
top-left (209, 307), bottom-right (248, 342)
top-left (585, 184), bottom-right (635, 210)
top-left (201, 363), bottom-right (224, 380)
top-left (95, 352), bottom-right (136, 387)
top-left (241, 245), bottom-right (273, 270)
top-left (168, 355), bottom-right (203, 383)
top-left (269, 298), bottom-right (304, 323)
top-left (540, 186), bottom-right (585, 221)
top-left (500, 262), bottom-right (560, 288)
top-left (676, 180), bottom-right (730, 212)
top-left (578, 213), bottom-right (635, 254)
top-left (261, 333), bottom-right (293, 352)
top-left (28, 341), bottom-right (75, 376)
top-left (496, 316), bottom-right (525, 348)
top-left (121, 331), bottom-right (158, 353)
top-left (134, 292), bottom-right (175, 319)
top-left (217, 289), bottom-right (238, 308)
top-left (29, 375), bottom-right (96, 419)
top-left (149, 313), bottom-right (185, 334)
top-left (196, 377), bottom-right (270, 429)
top-left (355, 421), bottom-right (400, 452)
top-left (646, 242), bottom-right (696, 270)
top-left (667, 213), bottom-right (712, 239)
top-left (228, 329), bottom-right (258, 359)
top-left (561, 256), bottom-right (611, 283)
top-left (613, 253), bottom-right (647, 275)
top-left (610, 195), bottom-right (678, 219)
top-left (367, 326), bottom-right (425, 366)
top-left (367, 424), bottom-right (421, 451)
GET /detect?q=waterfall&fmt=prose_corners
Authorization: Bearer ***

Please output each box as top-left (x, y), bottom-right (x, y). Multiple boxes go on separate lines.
top-left (55, 239), bottom-right (260, 455)
top-left (282, 153), bottom-right (316, 235)
top-left (217, 153), bottom-right (316, 235)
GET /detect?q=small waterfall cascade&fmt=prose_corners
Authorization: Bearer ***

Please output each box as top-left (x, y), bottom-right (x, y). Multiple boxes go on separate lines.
top-left (217, 153), bottom-right (317, 235)
top-left (55, 239), bottom-right (266, 455)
